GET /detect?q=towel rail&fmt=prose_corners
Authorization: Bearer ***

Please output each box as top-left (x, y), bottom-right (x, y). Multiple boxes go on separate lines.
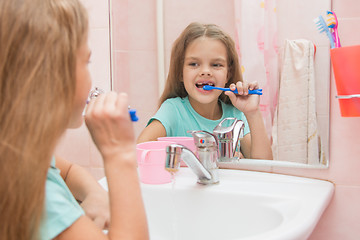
top-left (335, 94), bottom-right (360, 99)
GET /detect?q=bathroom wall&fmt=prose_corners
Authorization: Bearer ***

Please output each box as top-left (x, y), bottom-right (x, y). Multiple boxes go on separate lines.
top-left (55, 0), bottom-right (111, 180)
top-left (55, 0), bottom-right (360, 239)
top-left (303, 1), bottom-right (360, 239)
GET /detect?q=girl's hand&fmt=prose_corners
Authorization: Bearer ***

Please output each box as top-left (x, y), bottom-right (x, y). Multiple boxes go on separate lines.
top-left (225, 81), bottom-right (260, 115)
top-left (84, 92), bottom-right (136, 160)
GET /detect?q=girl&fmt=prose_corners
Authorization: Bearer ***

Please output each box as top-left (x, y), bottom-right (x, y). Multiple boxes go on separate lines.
top-left (137, 22), bottom-right (272, 160)
top-left (0, 0), bottom-right (148, 239)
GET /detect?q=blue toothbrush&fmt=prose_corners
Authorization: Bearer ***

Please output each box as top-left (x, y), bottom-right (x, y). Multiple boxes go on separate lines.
top-left (128, 108), bottom-right (139, 122)
top-left (87, 87), bottom-right (139, 122)
top-left (202, 85), bottom-right (263, 95)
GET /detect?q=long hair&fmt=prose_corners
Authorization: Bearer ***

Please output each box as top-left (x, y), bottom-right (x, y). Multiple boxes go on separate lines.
top-left (159, 22), bottom-right (243, 106)
top-left (0, 0), bottom-right (88, 239)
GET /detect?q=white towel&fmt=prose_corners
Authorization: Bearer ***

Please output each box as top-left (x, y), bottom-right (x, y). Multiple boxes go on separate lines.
top-left (272, 39), bottom-right (321, 164)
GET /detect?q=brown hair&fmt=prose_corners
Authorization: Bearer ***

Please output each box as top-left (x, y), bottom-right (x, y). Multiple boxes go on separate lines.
top-left (0, 0), bottom-right (88, 239)
top-left (159, 22), bottom-right (243, 106)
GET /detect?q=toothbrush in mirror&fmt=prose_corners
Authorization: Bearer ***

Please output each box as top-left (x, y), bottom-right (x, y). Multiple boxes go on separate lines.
top-left (86, 87), bottom-right (139, 122)
top-left (202, 85), bottom-right (263, 95)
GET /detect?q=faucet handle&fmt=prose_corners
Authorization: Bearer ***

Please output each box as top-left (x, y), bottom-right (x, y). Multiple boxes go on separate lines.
top-left (190, 130), bottom-right (218, 149)
top-left (213, 118), bottom-right (242, 137)
top-left (213, 118), bottom-right (245, 160)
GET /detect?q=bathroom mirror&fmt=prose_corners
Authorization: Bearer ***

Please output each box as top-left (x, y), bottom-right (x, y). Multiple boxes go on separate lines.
top-left (109, 0), bottom-right (331, 168)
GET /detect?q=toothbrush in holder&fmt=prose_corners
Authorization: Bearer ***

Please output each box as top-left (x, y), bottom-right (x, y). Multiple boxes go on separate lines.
top-left (202, 85), bottom-right (263, 95)
top-left (87, 87), bottom-right (139, 122)
top-left (314, 15), bottom-right (335, 49)
top-left (326, 11), bottom-right (341, 48)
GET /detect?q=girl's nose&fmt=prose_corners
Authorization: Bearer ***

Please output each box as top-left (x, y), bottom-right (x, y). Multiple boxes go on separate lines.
top-left (200, 68), bottom-right (212, 77)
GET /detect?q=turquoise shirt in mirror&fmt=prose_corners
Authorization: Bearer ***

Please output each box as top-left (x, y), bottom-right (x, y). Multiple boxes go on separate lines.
top-left (148, 96), bottom-right (250, 137)
top-left (40, 157), bottom-right (84, 240)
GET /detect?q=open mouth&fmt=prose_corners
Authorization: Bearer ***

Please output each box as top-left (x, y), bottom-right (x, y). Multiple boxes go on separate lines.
top-left (195, 82), bottom-right (215, 89)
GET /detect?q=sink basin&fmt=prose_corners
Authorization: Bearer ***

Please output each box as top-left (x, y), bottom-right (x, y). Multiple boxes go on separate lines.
top-left (99, 168), bottom-right (333, 240)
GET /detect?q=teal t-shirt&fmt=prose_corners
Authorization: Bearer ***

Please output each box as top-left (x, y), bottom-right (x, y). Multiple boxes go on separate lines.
top-left (148, 96), bottom-right (250, 137)
top-left (40, 157), bottom-right (84, 240)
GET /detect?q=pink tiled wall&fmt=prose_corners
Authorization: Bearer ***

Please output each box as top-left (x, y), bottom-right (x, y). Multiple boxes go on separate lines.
top-left (307, 1), bottom-right (360, 239)
top-left (55, 0), bottom-right (110, 180)
top-left (111, 0), bottom-right (158, 138)
top-left (56, 0), bottom-right (360, 238)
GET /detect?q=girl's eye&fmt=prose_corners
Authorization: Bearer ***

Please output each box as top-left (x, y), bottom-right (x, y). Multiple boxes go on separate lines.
top-left (189, 62), bottom-right (198, 67)
top-left (213, 63), bottom-right (223, 67)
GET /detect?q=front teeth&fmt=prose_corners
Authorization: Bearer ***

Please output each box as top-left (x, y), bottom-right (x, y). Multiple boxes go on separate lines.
top-left (196, 82), bottom-right (214, 88)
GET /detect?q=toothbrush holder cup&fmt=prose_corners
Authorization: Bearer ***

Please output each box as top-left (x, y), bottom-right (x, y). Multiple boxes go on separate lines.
top-left (331, 45), bottom-right (360, 117)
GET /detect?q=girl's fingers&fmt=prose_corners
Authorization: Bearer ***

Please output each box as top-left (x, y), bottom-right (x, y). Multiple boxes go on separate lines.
top-left (243, 81), bottom-right (249, 95)
top-left (85, 98), bottom-right (94, 114)
top-left (85, 91), bottom-right (131, 122)
top-left (115, 93), bottom-right (132, 122)
top-left (234, 81), bottom-right (259, 95)
top-left (103, 91), bottom-right (117, 105)
top-left (115, 93), bottom-right (129, 112)
top-left (91, 94), bottom-right (107, 117)
top-left (248, 81), bottom-right (259, 90)
top-left (225, 91), bottom-right (236, 102)
top-left (229, 83), bottom-right (236, 91)
top-left (102, 92), bottom-right (118, 113)
top-left (85, 94), bottom-right (103, 117)
top-left (236, 81), bottom-right (245, 95)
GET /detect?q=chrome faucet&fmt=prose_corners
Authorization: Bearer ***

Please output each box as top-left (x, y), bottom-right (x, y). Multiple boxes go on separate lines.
top-left (165, 130), bottom-right (219, 184)
top-left (213, 117), bottom-right (245, 162)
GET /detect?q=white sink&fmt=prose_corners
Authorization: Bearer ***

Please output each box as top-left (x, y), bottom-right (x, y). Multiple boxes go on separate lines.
top-left (99, 168), bottom-right (333, 240)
